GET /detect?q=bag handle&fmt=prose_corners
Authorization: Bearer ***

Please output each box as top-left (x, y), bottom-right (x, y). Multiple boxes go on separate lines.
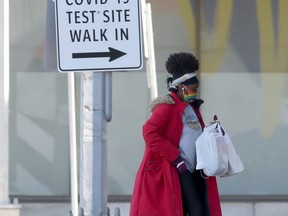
top-left (215, 122), bottom-right (225, 136)
top-left (200, 169), bottom-right (209, 179)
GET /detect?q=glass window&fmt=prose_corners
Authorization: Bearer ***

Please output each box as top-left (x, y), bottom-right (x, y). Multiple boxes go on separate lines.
top-left (9, 0), bottom-right (288, 197)
top-left (198, 0), bottom-right (288, 195)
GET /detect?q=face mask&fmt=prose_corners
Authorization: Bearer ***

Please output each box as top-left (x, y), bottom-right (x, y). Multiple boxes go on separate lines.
top-left (181, 85), bottom-right (198, 103)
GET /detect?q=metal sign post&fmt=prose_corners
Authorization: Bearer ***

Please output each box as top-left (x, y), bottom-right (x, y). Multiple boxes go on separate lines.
top-left (68, 73), bottom-right (79, 216)
top-left (45, 0), bottom-right (145, 215)
top-left (79, 72), bottom-right (111, 216)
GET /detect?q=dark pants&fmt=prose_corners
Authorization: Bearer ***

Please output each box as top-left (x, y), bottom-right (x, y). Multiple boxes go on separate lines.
top-left (179, 170), bottom-right (210, 216)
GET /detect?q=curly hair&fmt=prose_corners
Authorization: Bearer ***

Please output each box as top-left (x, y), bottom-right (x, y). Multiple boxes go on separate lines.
top-left (165, 52), bottom-right (199, 77)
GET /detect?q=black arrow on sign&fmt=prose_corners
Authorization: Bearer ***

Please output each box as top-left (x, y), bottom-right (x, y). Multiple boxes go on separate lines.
top-left (72, 47), bottom-right (127, 62)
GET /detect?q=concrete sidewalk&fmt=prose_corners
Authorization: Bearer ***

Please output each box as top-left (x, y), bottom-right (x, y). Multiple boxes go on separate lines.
top-left (18, 202), bottom-right (288, 216)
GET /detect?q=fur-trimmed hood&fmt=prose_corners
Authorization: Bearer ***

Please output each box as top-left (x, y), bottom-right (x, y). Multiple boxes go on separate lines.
top-left (149, 94), bottom-right (204, 113)
top-left (149, 95), bottom-right (175, 113)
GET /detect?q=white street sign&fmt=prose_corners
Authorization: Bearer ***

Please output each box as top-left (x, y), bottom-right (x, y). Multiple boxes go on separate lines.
top-left (54, 0), bottom-right (143, 72)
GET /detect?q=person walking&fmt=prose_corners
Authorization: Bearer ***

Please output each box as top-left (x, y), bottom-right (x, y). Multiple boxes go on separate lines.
top-left (130, 52), bottom-right (222, 216)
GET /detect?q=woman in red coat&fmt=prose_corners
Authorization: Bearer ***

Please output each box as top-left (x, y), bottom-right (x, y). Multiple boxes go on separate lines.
top-left (130, 52), bottom-right (222, 216)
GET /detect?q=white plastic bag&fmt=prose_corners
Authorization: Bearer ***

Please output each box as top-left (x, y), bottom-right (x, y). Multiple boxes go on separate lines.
top-left (196, 122), bottom-right (229, 176)
top-left (196, 122), bottom-right (244, 177)
top-left (220, 131), bottom-right (244, 177)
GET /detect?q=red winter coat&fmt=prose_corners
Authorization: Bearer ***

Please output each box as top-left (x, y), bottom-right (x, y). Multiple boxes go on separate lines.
top-left (130, 92), bottom-right (222, 216)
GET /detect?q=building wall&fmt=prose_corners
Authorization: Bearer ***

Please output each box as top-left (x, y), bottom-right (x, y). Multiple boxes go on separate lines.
top-left (8, 0), bottom-right (288, 197)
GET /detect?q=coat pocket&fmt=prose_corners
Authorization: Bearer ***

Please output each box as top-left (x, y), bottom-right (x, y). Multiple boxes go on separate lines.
top-left (144, 152), bottom-right (163, 172)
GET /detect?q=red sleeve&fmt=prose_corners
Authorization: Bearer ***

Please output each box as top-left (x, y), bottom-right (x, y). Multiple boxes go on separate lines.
top-left (142, 104), bottom-right (180, 162)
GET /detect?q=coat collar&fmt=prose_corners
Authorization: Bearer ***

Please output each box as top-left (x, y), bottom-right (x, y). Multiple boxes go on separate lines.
top-left (148, 92), bottom-right (204, 114)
